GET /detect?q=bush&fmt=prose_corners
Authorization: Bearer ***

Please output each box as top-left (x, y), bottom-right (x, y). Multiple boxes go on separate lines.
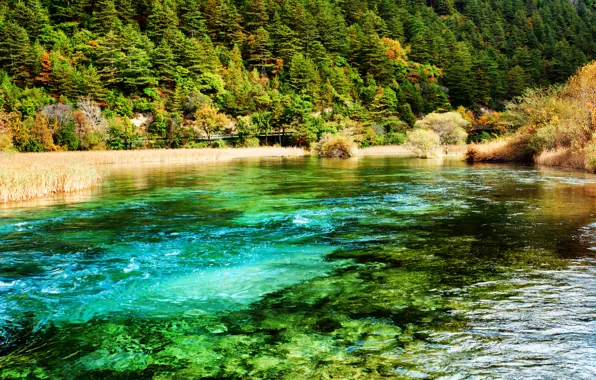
top-left (415, 111), bottom-right (468, 145)
top-left (317, 134), bottom-right (357, 158)
top-left (385, 132), bottom-right (406, 145)
top-left (0, 133), bottom-right (13, 151)
top-left (237, 137), bottom-right (260, 148)
top-left (405, 129), bottom-right (441, 158)
top-left (183, 141), bottom-right (210, 149)
top-left (211, 139), bottom-right (227, 148)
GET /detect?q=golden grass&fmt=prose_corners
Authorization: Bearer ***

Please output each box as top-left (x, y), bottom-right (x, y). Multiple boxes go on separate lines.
top-left (535, 147), bottom-right (586, 170)
top-left (466, 138), bottom-right (531, 163)
top-left (360, 144), bottom-right (467, 157)
top-left (36, 147), bottom-right (308, 165)
top-left (0, 147), bottom-right (308, 203)
top-left (0, 153), bottom-right (102, 203)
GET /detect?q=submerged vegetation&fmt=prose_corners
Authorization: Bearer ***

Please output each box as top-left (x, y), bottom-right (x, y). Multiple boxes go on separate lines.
top-left (0, 158), bottom-right (590, 378)
top-left (1, 0), bottom-right (596, 151)
top-left (468, 61), bottom-right (596, 171)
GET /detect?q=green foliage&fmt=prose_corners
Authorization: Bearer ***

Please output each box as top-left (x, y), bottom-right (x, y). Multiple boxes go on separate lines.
top-left (54, 122), bottom-right (79, 151)
top-left (0, 0), bottom-right (595, 151)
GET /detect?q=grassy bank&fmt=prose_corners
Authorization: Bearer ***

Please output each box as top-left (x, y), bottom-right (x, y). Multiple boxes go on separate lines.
top-left (467, 61), bottom-right (596, 171)
top-left (0, 147), bottom-right (308, 203)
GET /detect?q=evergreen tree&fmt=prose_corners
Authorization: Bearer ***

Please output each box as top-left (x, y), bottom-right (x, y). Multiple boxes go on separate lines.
top-left (444, 42), bottom-right (475, 106)
top-left (96, 31), bottom-right (124, 86)
top-left (0, 23), bottom-right (31, 77)
top-left (152, 39), bottom-right (176, 86)
top-left (289, 53), bottom-right (317, 91)
top-left (245, 0), bottom-right (269, 31)
top-left (11, 0), bottom-right (49, 40)
top-left (92, 0), bottom-right (121, 35)
top-left (147, 0), bottom-right (178, 41)
top-left (180, 0), bottom-right (208, 38)
top-left (246, 27), bottom-right (274, 73)
top-left (119, 47), bottom-right (157, 91)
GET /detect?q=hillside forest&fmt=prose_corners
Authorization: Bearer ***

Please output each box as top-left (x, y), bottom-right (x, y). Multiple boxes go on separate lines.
top-left (0, 0), bottom-right (595, 151)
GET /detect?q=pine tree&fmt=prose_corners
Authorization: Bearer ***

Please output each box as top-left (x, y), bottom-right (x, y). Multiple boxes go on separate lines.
top-left (182, 38), bottom-right (219, 77)
top-left (152, 39), bottom-right (176, 87)
top-left (444, 42), bottom-right (475, 106)
top-left (0, 23), bottom-right (31, 77)
top-left (289, 53), bottom-right (317, 91)
top-left (246, 27), bottom-right (274, 74)
top-left (147, 0), bottom-right (178, 41)
top-left (80, 65), bottom-right (107, 101)
top-left (11, 0), bottom-right (49, 40)
top-left (119, 47), bottom-right (157, 92)
top-left (245, 0), bottom-right (269, 31)
top-left (96, 31), bottom-right (124, 86)
top-left (92, 0), bottom-right (121, 35)
top-left (180, 0), bottom-right (208, 38)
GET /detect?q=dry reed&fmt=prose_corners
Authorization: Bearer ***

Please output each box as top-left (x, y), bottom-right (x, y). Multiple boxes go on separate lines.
top-left (0, 153), bottom-right (102, 203)
top-left (535, 147), bottom-right (586, 170)
top-left (0, 147), bottom-right (308, 203)
top-left (466, 139), bottom-right (530, 163)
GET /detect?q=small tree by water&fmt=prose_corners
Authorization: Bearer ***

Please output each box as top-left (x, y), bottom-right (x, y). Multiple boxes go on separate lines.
top-left (415, 112), bottom-right (469, 145)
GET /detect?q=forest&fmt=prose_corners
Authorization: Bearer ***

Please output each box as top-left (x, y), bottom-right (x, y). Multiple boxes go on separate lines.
top-left (0, 0), bottom-right (595, 151)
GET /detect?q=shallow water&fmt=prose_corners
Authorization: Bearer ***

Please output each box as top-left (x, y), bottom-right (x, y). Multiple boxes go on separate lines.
top-left (1, 156), bottom-right (596, 379)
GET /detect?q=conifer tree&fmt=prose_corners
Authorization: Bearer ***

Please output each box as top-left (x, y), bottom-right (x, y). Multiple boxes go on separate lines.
top-left (289, 53), bottom-right (317, 91)
top-left (96, 31), bottom-right (124, 86)
top-left (246, 27), bottom-right (274, 74)
top-left (180, 0), bottom-right (208, 38)
top-left (147, 0), bottom-right (178, 41)
top-left (0, 23), bottom-right (31, 77)
top-left (92, 0), bottom-right (121, 35)
top-left (120, 47), bottom-right (157, 92)
top-left (152, 39), bottom-right (176, 86)
top-left (245, 0), bottom-right (269, 31)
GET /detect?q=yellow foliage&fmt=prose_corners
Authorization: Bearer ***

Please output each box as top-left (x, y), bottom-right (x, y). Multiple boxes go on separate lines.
top-left (469, 61), bottom-right (596, 172)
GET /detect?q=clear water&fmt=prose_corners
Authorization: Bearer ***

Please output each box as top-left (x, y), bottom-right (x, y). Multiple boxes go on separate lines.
top-left (1, 157), bottom-right (596, 379)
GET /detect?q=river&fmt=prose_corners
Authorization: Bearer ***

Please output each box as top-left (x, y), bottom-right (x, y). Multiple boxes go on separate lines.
top-left (0, 156), bottom-right (595, 378)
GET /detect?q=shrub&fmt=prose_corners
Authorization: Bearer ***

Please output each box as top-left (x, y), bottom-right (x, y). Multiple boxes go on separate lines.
top-left (405, 129), bottom-right (441, 158)
top-left (211, 139), bottom-right (227, 148)
top-left (237, 137), bottom-right (260, 148)
top-left (385, 132), bottom-right (406, 145)
top-left (415, 111), bottom-right (468, 145)
top-left (0, 133), bottom-right (12, 151)
top-left (317, 134), bottom-right (357, 158)
top-left (182, 141), bottom-right (210, 149)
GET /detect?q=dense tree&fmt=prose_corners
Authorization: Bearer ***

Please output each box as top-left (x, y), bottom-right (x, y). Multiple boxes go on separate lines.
top-left (1, 0), bottom-right (596, 152)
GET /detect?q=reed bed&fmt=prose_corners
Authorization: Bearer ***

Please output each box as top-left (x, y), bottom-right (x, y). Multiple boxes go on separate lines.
top-left (0, 153), bottom-right (102, 203)
top-left (466, 139), bottom-right (531, 163)
top-left (0, 147), bottom-right (308, 203)
top-left (535, 147), bottom-right (586, 170)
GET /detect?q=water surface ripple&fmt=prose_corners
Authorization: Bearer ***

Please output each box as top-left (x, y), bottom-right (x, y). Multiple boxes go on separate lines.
top-left (1, 157), bottom-right (596, 379)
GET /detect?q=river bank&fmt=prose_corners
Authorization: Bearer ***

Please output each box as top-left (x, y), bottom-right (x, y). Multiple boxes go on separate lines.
top-left (0, 145), bottom-right (472, 204)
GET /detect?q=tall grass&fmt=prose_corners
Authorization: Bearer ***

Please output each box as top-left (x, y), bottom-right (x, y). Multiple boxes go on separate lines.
top-left (0, 147), bottom-right (308, 203)
top-left (0, 153), bottom-right (102, 203)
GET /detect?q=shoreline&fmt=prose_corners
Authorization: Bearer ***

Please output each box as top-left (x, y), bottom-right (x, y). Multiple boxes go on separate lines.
top-left (0, 145), bottom-right (468, 204)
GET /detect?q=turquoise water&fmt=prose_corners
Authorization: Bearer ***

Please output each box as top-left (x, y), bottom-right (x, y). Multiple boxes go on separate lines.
top-left (1, 156), bottom-right (595, 378)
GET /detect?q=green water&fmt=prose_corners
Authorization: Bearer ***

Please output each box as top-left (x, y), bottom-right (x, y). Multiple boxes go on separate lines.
top-left (1, 156), bottom-right (596, 379)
